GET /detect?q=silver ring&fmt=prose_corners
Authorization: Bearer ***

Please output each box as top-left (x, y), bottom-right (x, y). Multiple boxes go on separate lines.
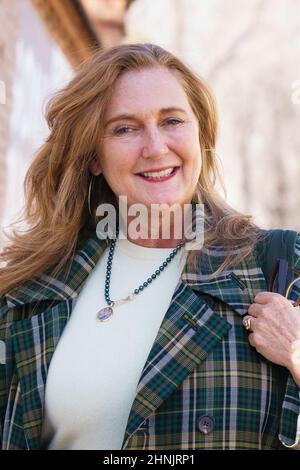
top-left (243, 316), bottom-right (252, 331)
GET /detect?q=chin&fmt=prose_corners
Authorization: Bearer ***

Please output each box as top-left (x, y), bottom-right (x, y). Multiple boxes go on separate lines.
top-left (146, 198), bottom-right (182, 207)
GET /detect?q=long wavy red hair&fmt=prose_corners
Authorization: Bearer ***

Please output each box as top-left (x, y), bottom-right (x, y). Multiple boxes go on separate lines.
top-left (0, 43), bottom-right (262, 297)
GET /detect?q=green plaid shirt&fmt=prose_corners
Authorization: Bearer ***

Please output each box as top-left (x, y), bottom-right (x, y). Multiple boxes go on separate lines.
top-left (0, 229), bottom-right (300, 450)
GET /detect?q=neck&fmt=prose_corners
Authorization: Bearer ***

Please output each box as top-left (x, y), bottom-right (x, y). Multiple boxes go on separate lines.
top-left (119, 206), bottom-right (187, 248)
top-left (126, 235), bottom-right (184, 249)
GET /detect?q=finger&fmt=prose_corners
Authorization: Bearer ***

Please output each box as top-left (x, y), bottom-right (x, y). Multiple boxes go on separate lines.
top-left (248, 332), bottom-right (255, 347)
top-left (254, 291), bottom-right (282, 304)
top-left (247, 303), bottom-right (262, 318)
top-left (289, 299), bottom-right (300, 309)
top-left (292, 302), bottom-right (300, 312)
top-left (293, 297), bottom-right (300, 307)
top-left (242, 315), bottom-right (257, 332)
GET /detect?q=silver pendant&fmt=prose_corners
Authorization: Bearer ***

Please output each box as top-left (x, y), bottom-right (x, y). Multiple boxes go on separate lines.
top-left (96, 293), bottom-right (135, 322)
top-left (96, 306), bottom-right (113, 322)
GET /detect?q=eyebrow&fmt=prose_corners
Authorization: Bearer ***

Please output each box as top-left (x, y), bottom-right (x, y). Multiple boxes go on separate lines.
top-left (104, 107), bottom-right (188, 128)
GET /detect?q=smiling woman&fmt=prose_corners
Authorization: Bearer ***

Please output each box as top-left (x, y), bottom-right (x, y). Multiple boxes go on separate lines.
top-left (89, 66), bottom-right (202, 247)
top-left (0, 42), bottom-right (261, 287)
top-left (0, 43), bottom-right (300, 451)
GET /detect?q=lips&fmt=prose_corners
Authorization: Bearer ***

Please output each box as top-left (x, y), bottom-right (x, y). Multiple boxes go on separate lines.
top-left (136, 166), bottom-right (179, 176)
top-left (136, 166), bottom-right (180, 183)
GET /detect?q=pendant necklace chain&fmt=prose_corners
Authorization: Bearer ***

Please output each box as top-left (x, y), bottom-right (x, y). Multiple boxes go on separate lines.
top-left (96, 226), bottom-right (186, 322)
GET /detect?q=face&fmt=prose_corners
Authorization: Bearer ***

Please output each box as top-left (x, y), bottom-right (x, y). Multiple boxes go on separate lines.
top-left (91, 67), bottom-right (202, 210)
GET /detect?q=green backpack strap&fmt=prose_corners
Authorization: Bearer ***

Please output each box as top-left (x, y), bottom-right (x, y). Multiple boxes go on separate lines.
top-left (256, 229), bottom-right (298, 295)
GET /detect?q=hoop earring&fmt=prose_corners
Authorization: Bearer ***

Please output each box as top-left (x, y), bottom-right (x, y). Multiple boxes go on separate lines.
top-left (204, 148), bottom-right (216, 156)
top-left (88, 174), bottom-right (95, 217)
top-left (194, 180), bottom-right (207, 194)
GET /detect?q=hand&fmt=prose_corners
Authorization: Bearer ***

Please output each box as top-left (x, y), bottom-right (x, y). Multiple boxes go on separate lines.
top-left (245, 292), bottom-right (300, 385)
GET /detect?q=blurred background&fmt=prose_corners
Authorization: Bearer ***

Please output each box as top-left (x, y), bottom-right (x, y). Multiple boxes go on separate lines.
top-left (0, 0), bottom-right (299, 249)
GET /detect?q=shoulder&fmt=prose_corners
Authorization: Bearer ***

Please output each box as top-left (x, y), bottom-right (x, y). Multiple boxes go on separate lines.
top-left (255, 228), bottom-right (299, 259)
top-left (254, 228), bottom-right (299, 286)
top-left (0, 295), bottom-right (8, 322)
top-left (0, 296), bottom-right (10, 351)
top-left (293, 232), bottom-right (300, 270)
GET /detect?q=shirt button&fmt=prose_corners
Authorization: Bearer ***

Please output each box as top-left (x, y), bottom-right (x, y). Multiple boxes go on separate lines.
top-left (197, 415), bottom-right (215, 434)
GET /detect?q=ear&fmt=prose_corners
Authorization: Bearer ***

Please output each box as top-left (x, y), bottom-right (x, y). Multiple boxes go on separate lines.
top-left (89, 158), bottom-right (102, 176)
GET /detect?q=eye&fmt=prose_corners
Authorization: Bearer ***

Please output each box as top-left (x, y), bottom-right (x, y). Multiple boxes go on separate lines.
top-left (113, 126), bottom-right (133, 135)
top-left (165, 118), bottom-right (183, 126)
top-left (112, 118), bottom-right (183, 135)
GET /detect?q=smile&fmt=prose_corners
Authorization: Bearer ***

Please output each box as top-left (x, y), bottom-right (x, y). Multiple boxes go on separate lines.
top-left (137, 166), bottom-right (179, 182)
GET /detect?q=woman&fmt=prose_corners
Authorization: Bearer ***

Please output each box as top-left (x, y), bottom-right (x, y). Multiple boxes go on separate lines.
top-left (0, 43), bottom-right (300, 450)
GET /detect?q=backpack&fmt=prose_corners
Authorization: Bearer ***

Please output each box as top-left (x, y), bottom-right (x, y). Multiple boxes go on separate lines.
top-left (256, 229), bottom-right (298, 295)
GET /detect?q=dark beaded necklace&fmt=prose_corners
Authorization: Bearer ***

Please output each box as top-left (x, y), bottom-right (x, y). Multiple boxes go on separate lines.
top-left (96, 225), bottom-right (186, 322)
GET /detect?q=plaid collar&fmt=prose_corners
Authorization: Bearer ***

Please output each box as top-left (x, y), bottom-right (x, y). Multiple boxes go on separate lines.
top-left (4, 229), bottom-right (268, 450)
top-left (5, 229), bottom-right (265, 317)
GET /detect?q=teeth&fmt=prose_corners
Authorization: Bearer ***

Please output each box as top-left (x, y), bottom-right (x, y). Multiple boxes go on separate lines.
top-left (140, 167), bottom-right (175, 178)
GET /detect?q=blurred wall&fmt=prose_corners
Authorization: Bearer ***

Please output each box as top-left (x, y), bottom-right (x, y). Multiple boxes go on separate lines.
top-left (0, 0), bottom-right (19, 223)
top-left (0, 0), bottom-right (72, 247)
top-left (124, 0), bottom-right (300, 230)
top-left (1, 0), bottom-right (299, 250)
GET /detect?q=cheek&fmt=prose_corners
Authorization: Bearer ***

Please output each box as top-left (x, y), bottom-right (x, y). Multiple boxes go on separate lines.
top-left (101, 142), bottom-right (135, 175)
top-left (175, 130), bottom-right (201, 164)
top-left (182, 145), bottom-right (202, 172)
top-left (189, 139), bottom-right (202, 172)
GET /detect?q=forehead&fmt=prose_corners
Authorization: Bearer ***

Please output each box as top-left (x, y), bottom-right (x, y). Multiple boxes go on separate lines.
top-left (105, 67), bottom-right (191, 116)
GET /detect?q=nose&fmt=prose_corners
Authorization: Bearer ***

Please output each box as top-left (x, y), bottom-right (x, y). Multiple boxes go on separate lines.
top-left (142, 127), bottom-right (169, 159)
